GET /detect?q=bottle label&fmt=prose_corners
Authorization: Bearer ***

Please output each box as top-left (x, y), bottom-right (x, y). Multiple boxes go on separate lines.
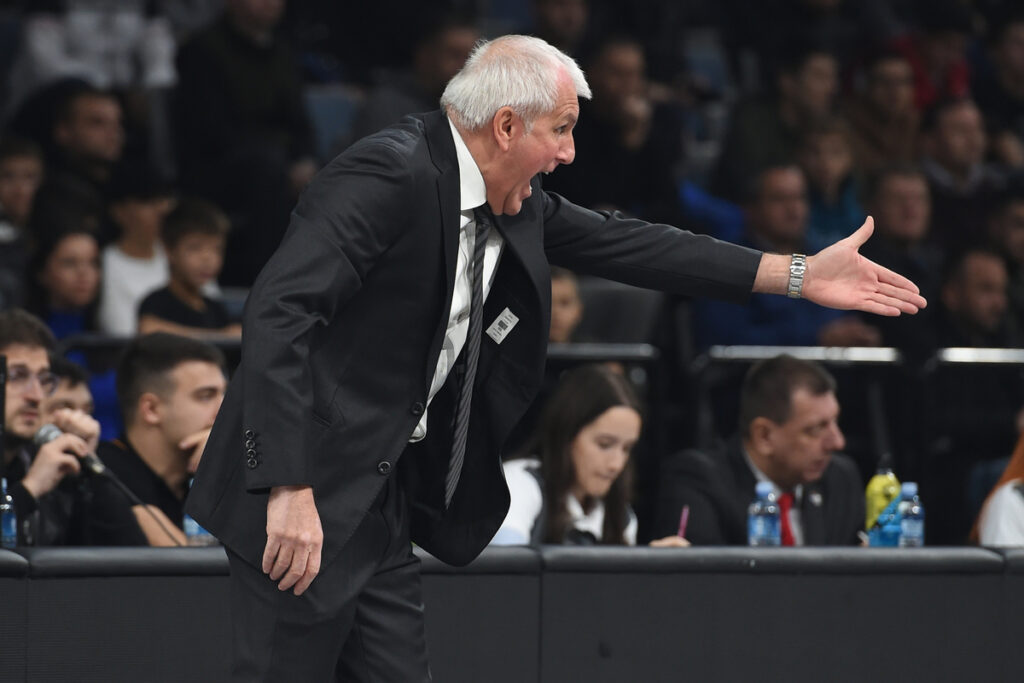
top-left (748, 515), bottom-right (781, 546)
top-left (900, 519), bottom-right (925, 547)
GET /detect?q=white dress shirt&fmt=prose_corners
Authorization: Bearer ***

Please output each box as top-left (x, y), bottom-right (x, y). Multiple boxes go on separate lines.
top-left (409, 118), bottom-right (505, 442)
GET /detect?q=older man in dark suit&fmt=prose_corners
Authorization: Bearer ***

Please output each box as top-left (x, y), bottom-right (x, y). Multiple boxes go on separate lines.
top-left (188, 35), bottom-right (924, 681)
top-left (654, 355), bottom-right (865, 546)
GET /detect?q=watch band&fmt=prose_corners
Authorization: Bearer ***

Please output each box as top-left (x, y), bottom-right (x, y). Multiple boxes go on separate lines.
top-left (787, 254), bottom-right (806, 299)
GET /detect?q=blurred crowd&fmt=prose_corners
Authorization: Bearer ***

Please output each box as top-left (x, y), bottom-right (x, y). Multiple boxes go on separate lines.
top-left (1, 0), bottom-right (1024, 550)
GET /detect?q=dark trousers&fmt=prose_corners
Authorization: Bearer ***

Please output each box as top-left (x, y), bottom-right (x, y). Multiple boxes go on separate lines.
top-left (226, 473), bottom-right (431, 682)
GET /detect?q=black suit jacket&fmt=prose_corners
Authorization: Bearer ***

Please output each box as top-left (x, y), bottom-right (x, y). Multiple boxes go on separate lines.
top-left (187, 110), bottom-right (762, 568)
top-left (654, 437), bottom-right (864, 546)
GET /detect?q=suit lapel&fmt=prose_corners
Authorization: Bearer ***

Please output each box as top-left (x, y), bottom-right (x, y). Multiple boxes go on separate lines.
top-left (801, 483), bottom-right (826, 545)
top-left (423, 111), bottom-right (463, 389)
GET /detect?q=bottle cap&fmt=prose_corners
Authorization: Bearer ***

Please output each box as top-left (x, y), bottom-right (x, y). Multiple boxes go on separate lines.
top-left (755, 481), bottom-right (773, 498)
top-left (901, 481), bottom-right (918, 497)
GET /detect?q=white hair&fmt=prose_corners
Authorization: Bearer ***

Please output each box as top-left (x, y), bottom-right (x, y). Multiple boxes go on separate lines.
top-left (440, 34), bottom-right (591, 132)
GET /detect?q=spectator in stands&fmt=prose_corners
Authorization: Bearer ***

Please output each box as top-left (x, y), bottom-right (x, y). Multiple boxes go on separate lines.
top-left (988, 186), bottom-right (1024, 336)
top-left (975, 9), bottom-right (1024, 171)
top-left (42, 356), bottom-right (94, 420)
top-left (30, 83), bottom-right (124, 227)
top-left (693, 164), bottom-right (880, 347)
top-left (350, 15), bottom-right (480, 142)
top-left (96, 162), bottom-right (174, 336)
top-left (492, 364), bottom-right (687, 547)
top-left (541, 35), bottom-right (686, 226)
top-left (797, 117), bottom-right (863, 245)
top-left (712, 38), bottom-right (838, 201)
top-left (175, 0), bottom-right (317, 286)
top-left (890, 0), bottom-right (972, 111)
top-left (27, 225), bottom-right (101, 339)
top-left (936, 247), bottom-right (1018, 349)
top-left (549, 267), bottom-right (583, 344)
top-left (845, 50), bottom-right (919, 175)
top-left (858, 165), bottom-right (941, 352)
top-left (0, 136), bottom-right (44, 310)
top-left (138, 198), bottom-right (239, 337)
top-left (0, 308), bottom-right (145, 545)
top-left (653, 354), bottom-right (864, 545)
top-left (99, 333), bottom-right (227, 546)
top-left (972, 434), bottom-right (1024, 547)
top-left (530, 0), bottom-right (591, 58)
top-left (920, 97), bottom-right (1004, 256)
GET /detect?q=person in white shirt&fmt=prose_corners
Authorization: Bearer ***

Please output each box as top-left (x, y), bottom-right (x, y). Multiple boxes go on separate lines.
top-left (493, 363), bottom-right (686, 547)
top-left (973, 436), bottom-right (1024, 547)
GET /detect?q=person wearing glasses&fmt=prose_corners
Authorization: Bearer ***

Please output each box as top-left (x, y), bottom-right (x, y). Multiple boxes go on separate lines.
top-left (0, 308), bottom-right (144, 546)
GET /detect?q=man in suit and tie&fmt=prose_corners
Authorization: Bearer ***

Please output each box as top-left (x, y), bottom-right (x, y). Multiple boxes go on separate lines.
top-left (654, 355), bottom-right (865, 546)
top-left (187, 35), bottom-right (922, 680)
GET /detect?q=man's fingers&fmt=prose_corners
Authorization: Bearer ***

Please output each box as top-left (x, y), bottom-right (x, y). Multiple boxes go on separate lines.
top-left (875, 263), bottom-right (922, 296)
top-left (262, 537), bottom-right (281, 574)
top-left (269, 544), bottom-right (294, 581)
top-left (277, 545), bottom-right (309, 591)
top-left (845, 215), bottom-right (874, 247)
top-left (293, 543), bottom-right (322, 596)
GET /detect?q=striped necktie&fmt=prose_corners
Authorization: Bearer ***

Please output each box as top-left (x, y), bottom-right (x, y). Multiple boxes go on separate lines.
top-left (444, 205), bottom-right (492, 507)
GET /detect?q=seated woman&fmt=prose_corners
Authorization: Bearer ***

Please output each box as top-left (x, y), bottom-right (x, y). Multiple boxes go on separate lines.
top-left (972, 435), bottom-right (1024, 547)
top-left (491, 363), bottom-right (686, 547)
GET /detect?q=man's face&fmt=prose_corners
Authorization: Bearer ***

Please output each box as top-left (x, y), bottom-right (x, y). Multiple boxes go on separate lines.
top-left (867, 58), bottom-right (914, 117)
top-left (2, 344), bottom-right (55, 442)
top-left (534, 0), bottom-right (588, 48)
top-left (992, 201), bottom-right (1024, 266)
top-left (787, 54), bottom-right (838, 119)
top-left (39, 233), bottom-right (101, 311)
top-left (873, 174), bottom-right (931, 244)
top-left (0, 154), bottom-right (44, 226)
top-left (168, 233), bottom-right (225, 291)
top-left (151, 361), bottom-right (226, 452)
top-left (945, 253), bottom-right (1008, 333)
top-left (932, 102), bottom-right (986, 172)
top-left (228, 0), bottom-right (284, 31)
top-left (418, 27), bottom-right (479, 94)
top-left (43, 378), bottom-right (94, 421)
top-left (488, 73), bottom-right (578, 216)
top-left (748, 167), bottom-right (809, 246)
top-left (763, 388), bottom-right (845, 488)
top-left (589, 43), bottom-right (645, 111)
top-left (799, 132), bottom-right (852, 191)
top-left (56, 95), bottom-right (124, 164)
top-left (995, 23), bottom-right (1024, 78)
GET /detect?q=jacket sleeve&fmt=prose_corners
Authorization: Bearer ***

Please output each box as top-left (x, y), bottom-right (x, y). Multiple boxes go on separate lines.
top-left (239, 139), bottom-right (412, 490)
top-left (540, 190), bottom-right (762, 304)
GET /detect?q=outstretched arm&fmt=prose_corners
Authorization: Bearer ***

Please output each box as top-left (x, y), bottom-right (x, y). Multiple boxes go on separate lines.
top-left (753, 216), bottom-right (927, 316)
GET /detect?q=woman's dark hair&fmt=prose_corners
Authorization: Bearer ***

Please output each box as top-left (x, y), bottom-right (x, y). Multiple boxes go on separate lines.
top-left (533, 364), bottom-right (642, 545)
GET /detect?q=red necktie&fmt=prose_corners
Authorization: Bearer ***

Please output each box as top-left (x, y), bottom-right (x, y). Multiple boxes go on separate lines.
top-left (778, 492), bottom-right (795, 546)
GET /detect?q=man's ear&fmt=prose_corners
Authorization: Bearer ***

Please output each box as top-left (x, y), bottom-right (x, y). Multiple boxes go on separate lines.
top-left (492, 106), bottom-right (518, 152)
top-left (747, 417), bottom-right (775, 455)
top-left (138, 392), bottom-right (162, 427)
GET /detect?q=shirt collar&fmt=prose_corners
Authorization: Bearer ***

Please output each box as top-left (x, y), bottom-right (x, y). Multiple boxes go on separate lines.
top-left (742, 445), bottom-right (803, 502)
top-left (448, 117), bottom-right (487, 211)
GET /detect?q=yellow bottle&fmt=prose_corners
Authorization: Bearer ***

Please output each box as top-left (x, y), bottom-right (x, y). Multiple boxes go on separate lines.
top-left (865, 467), bottom-right (901, 531)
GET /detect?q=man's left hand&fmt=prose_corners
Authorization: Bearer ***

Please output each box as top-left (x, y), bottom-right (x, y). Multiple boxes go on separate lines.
top-left (802, 216), bottom-right (927, 316)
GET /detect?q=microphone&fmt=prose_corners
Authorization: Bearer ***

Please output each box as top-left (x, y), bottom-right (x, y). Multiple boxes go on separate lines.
top-left (33, 423), bottom-right (108, 476)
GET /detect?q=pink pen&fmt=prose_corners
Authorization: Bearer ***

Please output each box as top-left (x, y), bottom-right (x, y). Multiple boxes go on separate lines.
top-left (677, 504), bottom-right (691, 538)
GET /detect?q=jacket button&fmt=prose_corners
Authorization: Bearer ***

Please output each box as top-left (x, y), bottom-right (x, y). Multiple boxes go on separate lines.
top-left (377, 461), bottom-right (392, 475)
top-left (246, 457), bottom-right (258, 469)
top-left (244, 429), bottom-right (255, 439)
top-left (410, 402), bottom-right (424, 416)
top-left (246, 448), bottom-right (257, 458)
top-left (245, 439), bottom-right (256, 449)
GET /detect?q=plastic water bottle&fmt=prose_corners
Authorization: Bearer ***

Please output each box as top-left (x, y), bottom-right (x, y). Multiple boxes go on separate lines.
top-left (1, 477), bottom-right (17, 549)
top-left (183, 479), bottom-right (218, 546)
top-left (898, 482), bottom-right (925, 547)
top-left (748, 482), bottom-right (781, 546)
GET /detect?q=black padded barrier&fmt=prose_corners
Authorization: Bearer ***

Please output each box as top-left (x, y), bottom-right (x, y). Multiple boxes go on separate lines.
top-left (0, 546), bottom-right (1022, 682)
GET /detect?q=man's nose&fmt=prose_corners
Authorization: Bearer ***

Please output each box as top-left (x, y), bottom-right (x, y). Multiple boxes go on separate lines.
top-left (826, 423), bottom-right (846, 452)
top-left (559, 136), bottom-right (575, 165)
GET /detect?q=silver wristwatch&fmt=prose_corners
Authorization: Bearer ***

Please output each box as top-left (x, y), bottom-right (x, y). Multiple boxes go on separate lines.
top-left (787, 254), bottom-right (806, 299)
